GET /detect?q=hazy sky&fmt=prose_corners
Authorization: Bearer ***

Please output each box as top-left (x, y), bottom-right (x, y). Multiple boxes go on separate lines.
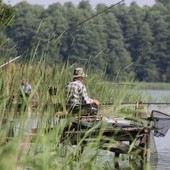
top-left (3, 0), bottom-right (155, 8)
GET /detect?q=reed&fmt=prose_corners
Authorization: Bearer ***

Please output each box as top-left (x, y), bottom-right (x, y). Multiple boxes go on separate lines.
top-left (0, 57), bottom-right (150, 169)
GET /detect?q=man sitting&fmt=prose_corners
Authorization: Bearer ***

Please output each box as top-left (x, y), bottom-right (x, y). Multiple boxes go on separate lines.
top-left (20, 79), bottom-right (32, 98)
top-left (66, 68), bottom-right (100, 115)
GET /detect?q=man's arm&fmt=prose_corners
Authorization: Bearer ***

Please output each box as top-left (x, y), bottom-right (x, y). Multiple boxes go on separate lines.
top-left (81, 85), bottom-right (100, 105)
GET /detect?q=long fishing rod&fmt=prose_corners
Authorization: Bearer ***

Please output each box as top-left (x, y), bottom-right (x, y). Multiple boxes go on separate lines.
top-left (101, 102), bottom-right (170, 105)
top-left (0, 55), bottom-right (22, 68)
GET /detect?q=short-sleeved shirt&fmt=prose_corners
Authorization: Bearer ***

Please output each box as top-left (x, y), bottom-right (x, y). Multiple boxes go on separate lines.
top-left (66, 80), bottom-right (93, 107)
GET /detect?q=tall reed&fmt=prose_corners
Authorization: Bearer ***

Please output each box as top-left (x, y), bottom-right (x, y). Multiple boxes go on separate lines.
top-left (0, 59), bottom-right (150, 169)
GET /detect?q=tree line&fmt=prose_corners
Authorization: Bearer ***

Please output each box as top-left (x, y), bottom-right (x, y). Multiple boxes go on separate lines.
top-left (1, 0), bottom-right (170, 82)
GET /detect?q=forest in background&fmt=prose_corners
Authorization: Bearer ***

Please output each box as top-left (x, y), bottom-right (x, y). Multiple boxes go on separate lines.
top-left (1, 0), bottom-right (170, 82)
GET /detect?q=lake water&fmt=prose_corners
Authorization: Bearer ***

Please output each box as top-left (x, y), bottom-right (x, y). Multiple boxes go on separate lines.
top-left (152, 130), bottom-right (170, 170)
top-left (140, 89), bottom-right (170, 170)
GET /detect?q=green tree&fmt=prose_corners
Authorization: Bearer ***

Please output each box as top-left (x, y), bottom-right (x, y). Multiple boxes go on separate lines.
top-left (148, 3), bottom-right (169, 81)
top-left (102, 11), bottom-right (132, 80)
top-left (156, 0), bottom-right (170, 5)
top-left (5, 2), bottom-right (44, 54)
top-left (3, 1), bottom-right (170, 82)
top-left (78, 0), bottom-right (92, 10)
top-left (40, 3), bottom-right (68, 63)
top-left (0, 1), bottom-right (15, 59)
top-left (134, 22), bottom-right (158, 81)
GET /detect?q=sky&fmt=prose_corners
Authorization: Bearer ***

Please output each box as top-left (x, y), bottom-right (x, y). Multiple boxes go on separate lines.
top-left (3, 0), bottom-right (155, 8)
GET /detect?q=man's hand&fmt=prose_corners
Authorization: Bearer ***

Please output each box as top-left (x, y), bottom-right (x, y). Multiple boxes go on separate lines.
top-left (92, 99), bottom-right (100, 106)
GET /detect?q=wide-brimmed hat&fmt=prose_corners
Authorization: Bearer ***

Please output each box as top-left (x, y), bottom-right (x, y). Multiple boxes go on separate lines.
top-left (73, 68), bottom-right (87, 78)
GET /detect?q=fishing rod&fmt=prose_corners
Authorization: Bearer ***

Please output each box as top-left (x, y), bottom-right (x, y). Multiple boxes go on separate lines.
top-left (0, 55), bottom-right (22, 68)
top-left (101, 102), bottom-right (170, 105)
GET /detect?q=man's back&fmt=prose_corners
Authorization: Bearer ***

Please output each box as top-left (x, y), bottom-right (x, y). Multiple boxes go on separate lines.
top-left (65, 68), bottom-right (99, 115)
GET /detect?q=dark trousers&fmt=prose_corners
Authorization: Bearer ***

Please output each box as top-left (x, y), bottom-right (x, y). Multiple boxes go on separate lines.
top-left (67, 104), bottom-right (98, 116)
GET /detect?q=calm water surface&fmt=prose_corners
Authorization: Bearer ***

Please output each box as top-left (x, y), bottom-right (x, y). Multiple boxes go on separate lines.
top-left (153, 130), bottom-right (170, 170)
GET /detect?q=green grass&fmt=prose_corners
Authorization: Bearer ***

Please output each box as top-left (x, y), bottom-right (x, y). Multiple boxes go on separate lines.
top-left (0, 59), bottom-right (151, 170)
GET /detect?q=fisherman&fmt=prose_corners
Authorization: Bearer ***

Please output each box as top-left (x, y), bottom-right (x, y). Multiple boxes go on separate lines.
top-left (66, 67), bottom-right (100, 115)
top-left (21, 79), bottom-right (32, 98)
